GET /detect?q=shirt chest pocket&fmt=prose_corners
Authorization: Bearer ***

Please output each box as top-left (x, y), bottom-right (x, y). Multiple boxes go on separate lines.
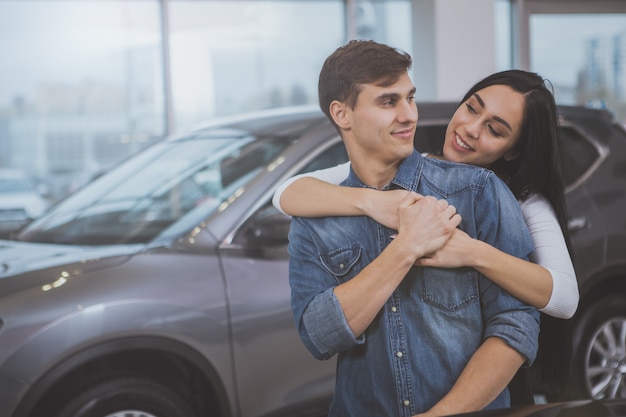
top-left (420, 267), bottom-right (479, 312)
top-left (319, 246), bottom-right (362, 284)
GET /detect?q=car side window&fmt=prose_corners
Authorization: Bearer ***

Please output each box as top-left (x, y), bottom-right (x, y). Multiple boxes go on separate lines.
top-left (558, 126), bottom-right (600, 189)
top-left (296, 142), bottom-right (349, 174)
top-left (233, 142), bottom-right (349, 251)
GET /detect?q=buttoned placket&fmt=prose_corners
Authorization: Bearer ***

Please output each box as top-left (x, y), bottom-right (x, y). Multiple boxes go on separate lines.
top-left (387, 291), bottom-right (414, 416)
top-left (382, 225), bottom-right (415, 417)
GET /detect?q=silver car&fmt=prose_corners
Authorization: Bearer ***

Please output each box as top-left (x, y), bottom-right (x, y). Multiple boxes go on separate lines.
top-left (0, 103), bottom-right (625, 417)
top-left (0, 106), bottom-right (342, 417)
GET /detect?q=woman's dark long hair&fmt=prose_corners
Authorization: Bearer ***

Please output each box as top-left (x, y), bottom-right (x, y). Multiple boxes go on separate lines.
top-left (459, 70), bottom-right (572, 254)
top-left (460, 70), bottom-right (575, 397)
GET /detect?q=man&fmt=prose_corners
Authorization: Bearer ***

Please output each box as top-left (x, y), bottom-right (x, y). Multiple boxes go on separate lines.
top-left (287, 40), bottom-right (539, 417)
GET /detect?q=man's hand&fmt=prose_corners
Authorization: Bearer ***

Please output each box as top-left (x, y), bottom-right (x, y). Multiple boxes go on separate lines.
top-left (394, 192), bottom-right (461, 261)
top-left (414, 228), bottom-right (474, 268)
top-left (334, 192), bottom-right (460, 337)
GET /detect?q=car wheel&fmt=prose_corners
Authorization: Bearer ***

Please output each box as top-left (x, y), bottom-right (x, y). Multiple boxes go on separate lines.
top-left (54, 376), bottom-right (198, 417)
top-left (573, 296), bottom-right (626, 399)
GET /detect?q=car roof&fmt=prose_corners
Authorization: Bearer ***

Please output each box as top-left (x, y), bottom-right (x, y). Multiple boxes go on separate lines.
top-left (164, 102), bottom-right (618, 149)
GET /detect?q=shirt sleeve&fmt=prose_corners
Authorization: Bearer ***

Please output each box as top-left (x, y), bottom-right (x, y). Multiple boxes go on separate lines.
top-left (287, 216), bottom-right (364, 360)
top-left (272, 162), bottom-right (351, 213)
top-left (520, 194), bottom-right (579, 319)
top-left (474, 173), bottom-right (540, 365)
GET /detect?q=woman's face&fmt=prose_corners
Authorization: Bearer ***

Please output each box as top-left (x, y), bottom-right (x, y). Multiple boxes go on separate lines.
top-left (442, 84), bottom-right (525, 168)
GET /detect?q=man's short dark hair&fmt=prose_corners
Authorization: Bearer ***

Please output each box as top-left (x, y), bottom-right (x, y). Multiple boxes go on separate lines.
top-left (318, 40), bottom-right (412, 128)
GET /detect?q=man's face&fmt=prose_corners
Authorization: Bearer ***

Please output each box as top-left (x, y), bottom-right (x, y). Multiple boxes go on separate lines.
top-left (342, 73), bottom-right (418, 167)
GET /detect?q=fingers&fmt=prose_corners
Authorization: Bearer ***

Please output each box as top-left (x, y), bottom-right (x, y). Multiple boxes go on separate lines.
top-left (435, 198), bottom-right (449, 210)
top-left (402, 193), bottom-right (459, 221)
top-left (435, 197), bottom-right (460, 220)
top-left (444, 204), bottom-right (461, 224)
top-left (394, 193), bottom-right (463, 260)
top-left (399, 192), bottom-right (427, 207)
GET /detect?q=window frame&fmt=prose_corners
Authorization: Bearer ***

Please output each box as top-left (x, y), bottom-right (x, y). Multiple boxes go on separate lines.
top-left (512, 0), bottom-right (626, 70)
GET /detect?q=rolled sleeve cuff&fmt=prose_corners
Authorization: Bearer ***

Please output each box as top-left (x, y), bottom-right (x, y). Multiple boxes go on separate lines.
top-left (303, 288), bottom-right (364, 359)
top-left (484, 310), bottom-right (540, 366)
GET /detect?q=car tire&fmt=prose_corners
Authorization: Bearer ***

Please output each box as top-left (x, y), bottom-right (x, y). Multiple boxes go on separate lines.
top-left (573, 295), bottom-right (626, 400)
top-left (53, 375), bottom-right (198, 417)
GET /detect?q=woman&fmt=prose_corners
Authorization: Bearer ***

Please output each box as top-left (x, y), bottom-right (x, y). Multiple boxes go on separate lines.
top-left (273, 70), bottom-right (579, 402)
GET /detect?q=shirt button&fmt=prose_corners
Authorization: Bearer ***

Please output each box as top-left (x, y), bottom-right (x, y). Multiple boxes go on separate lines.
top-left (339, 263), bottom-right (344, 269)
top-left (404, 400), bottom-right (410, 407)
top-left (391, 306), bottom-right (397, 312)
top-left (396, 351), bottom-right (403, 358)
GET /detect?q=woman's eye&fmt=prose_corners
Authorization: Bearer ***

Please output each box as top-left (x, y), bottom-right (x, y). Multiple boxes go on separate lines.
top-left (488, 125), bottom-right (503, 137)
top-left (465, 103), bottom-right (477, 114)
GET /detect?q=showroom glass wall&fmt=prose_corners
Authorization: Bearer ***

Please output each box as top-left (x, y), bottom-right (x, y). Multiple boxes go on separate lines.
top-left (0, 0), bottom-right (411, 201)
top-left (2, 0), bottom-right (625, 204)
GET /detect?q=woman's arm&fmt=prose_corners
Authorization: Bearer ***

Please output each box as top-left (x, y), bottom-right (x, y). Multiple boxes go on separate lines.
top-left (415, 194), bottom-right (579, 319)
top-left (272, 162), bottom-right (351, 214)
top-left (274, 166), bottom-right (579, 319)
top-left (272, 162), bottom-right (408, 229)
top-left (520, 194), bottom-right (579, 318)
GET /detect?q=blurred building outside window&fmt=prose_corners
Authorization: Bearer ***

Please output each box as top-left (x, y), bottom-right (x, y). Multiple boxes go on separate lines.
top-left (0, 0), bottom-right (410, 204)
top-left (0, 0), bottom-right (164, 201)
top-left (529, 13), bottom-right (626, 125)
top-left (167, 0), bottom-right (345, 130)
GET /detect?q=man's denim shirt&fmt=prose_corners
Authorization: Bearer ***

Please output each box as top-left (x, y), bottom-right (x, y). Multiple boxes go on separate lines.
top-left (288, 151), bottom-right (540, 417)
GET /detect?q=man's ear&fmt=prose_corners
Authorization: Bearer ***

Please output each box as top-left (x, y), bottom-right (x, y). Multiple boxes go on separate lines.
top-left (330, 100), bottom-right (350, 129)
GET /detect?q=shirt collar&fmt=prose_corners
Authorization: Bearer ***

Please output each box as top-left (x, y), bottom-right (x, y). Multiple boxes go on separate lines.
top-left (343, 151), bottom-right (424, 191)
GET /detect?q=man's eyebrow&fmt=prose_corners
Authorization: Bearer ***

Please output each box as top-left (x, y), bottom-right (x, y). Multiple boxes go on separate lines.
top-left (377, 87), bottom-right (416, 101)
top-left (473, 92), bottom-right (513, 132)
top-left (377, 92), bottom-right (401, 101)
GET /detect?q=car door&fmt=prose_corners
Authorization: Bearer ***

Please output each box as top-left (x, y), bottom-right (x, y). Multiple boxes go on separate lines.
top-left (219, 141), bottom-right (349, 417)
top-left (558, 122), bottom-right (609, 291)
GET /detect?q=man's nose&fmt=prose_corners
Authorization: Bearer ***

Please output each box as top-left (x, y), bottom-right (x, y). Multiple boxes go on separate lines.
top-left (398, 100), bottom-right (418, 123)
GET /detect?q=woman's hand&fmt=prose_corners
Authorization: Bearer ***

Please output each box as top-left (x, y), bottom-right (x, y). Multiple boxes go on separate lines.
top-left (414, 228), bottom-right (476, 269)
top-left (394, 193), bottom-right (461, 260)
top-left (361, 189), bottom-right (410, 230)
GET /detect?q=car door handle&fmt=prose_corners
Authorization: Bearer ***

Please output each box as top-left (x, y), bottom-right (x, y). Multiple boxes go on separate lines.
top-left (568, 217), bottom-right (588, 232)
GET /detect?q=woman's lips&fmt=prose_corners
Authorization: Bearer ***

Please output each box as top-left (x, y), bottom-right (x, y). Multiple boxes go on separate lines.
top-left (454, 134), bottom-right (474, 151)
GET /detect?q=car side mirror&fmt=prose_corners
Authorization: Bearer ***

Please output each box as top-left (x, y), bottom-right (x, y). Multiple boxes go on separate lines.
top-left (242, 205), bottom-right (292, 247)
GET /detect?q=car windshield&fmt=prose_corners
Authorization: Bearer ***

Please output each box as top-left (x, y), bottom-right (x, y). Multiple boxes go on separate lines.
top-left (17, 128), bottom-right (295, 245)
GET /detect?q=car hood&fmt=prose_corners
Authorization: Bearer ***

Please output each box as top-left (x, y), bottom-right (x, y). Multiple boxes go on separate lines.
top-left (0, 239), bottom-right (142, 289)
